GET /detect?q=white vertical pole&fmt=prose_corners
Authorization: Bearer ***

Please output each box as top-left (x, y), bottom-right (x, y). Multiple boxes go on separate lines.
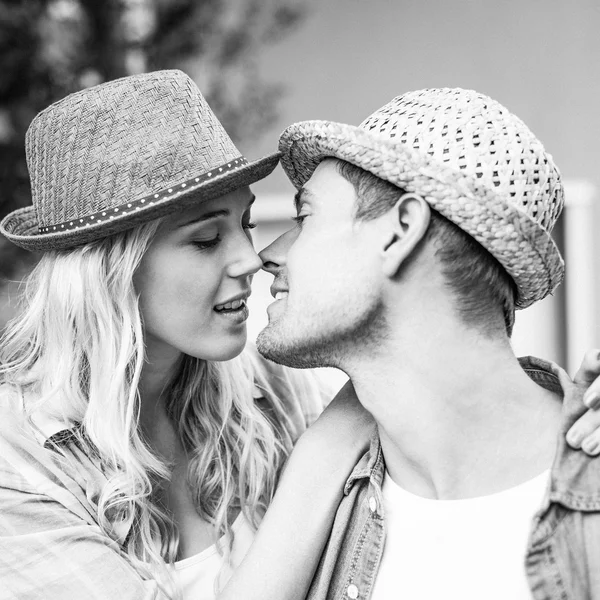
top-left (511, 294), bottom-right (563, 365)
top-left (563, 180), bottom-right (597, 374)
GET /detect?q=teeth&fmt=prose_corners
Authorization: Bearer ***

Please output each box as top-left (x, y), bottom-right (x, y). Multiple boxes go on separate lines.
top-left (275, 292), bottom-right (288, 300)
top-left (215, 299), bottom-right (246, 311)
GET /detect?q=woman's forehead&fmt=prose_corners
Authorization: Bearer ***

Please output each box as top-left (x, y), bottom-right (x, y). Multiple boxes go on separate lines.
top-left (160, 186), bottom-right (255, 230)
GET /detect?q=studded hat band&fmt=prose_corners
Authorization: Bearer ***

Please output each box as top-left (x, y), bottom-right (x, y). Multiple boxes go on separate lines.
top-left (38, 156), bottom-right (249, 234)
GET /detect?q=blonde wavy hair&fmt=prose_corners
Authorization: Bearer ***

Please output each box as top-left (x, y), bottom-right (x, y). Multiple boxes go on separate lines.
top-left (0, 221), bottom-right (302, 597)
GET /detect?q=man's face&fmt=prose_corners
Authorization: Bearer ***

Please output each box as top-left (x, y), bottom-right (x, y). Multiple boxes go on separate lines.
top-left (256, 160), bottom-right (386, 369)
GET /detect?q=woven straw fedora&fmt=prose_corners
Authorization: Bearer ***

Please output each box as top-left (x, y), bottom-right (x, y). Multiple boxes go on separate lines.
top-left (279, 88), bottom-right (564, 309)
top-left (1, 70), bottom-right (279, 251)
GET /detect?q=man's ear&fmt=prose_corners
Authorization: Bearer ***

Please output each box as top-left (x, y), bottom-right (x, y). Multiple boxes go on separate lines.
top-left (381, 193), bottom-right (431, 278)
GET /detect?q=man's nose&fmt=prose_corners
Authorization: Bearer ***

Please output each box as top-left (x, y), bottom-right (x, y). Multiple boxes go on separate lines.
top-left (259, 228), bottom-right (296, 275)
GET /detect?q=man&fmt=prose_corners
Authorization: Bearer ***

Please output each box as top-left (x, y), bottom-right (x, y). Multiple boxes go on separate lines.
top-left (256, 88), bottom-right (600, 598)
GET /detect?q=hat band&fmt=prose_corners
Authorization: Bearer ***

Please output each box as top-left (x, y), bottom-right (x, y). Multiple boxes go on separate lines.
top-left (38, 156), bottom-right (249, 234)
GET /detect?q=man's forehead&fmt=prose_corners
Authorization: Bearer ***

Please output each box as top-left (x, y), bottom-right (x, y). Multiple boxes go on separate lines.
top-left (295, 160), bottom-right (356, 209)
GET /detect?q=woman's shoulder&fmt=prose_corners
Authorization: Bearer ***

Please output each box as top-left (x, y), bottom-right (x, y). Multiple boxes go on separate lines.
top-left (0, 384), bottom-right (52, 488)
top-left (0, 384), bottom-right (29, 442)
top-left (0, 384), bottom-right (75, 475)
top-left (0, 384), bottom-right (103, 525)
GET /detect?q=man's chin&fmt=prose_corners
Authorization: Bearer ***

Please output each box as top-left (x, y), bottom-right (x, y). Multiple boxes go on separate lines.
top-left (256, 324), bottom-right (335, 370)
top-left (255, 324), bottom-right (294, 366)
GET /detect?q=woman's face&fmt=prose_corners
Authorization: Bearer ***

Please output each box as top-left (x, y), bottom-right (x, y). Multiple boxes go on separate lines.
top-left (134, 186), bottom-right (262, 363)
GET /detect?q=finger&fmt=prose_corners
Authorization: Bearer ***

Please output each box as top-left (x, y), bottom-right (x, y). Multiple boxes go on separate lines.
top-left (573, 349), bottom-right (600, 386)
top-left (566, 407), bottom-right (600, 449)
top-left (572, 349), bottom-right (600, 407)
top-left (581, 430), bottom-right (600, 456)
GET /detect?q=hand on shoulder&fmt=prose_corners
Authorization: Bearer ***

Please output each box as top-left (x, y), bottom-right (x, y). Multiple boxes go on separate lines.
top-left (293, 380), bottom-right (376, 480)
top-left (567, 349), bottom-right (600, 455)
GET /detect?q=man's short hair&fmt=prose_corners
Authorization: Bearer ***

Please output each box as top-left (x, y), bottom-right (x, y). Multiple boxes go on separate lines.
top-left (335, 159), bottom-right (517, 337)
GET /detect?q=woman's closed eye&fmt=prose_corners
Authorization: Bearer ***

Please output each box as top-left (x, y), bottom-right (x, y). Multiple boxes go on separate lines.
top-left (193, 220), bottom-right (256, 250)
top-left (193, 235), bottom-right (220, 250)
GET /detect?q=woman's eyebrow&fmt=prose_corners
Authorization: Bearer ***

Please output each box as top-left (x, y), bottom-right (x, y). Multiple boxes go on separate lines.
top-left (178, 195), bottom-right (256, 229)
top-left (179, 210), bottom-right (229, 228)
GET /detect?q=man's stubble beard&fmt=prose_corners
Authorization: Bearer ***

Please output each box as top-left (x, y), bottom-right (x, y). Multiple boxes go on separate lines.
top-left (256, 298), bottom-right (387, 370)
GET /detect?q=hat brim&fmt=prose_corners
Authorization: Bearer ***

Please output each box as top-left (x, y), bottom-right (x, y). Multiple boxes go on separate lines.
top-left (1, 152), bottom-right (280, 252)
top-left (279, 120), bottom-right (564, 309)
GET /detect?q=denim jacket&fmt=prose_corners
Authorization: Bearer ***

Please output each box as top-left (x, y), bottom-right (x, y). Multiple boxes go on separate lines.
top-left (307, 356), bottom-right (600, 600)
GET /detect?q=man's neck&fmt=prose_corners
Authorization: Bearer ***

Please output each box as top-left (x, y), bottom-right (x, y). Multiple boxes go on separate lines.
top-left (346, 318), bottom-right (562, 500)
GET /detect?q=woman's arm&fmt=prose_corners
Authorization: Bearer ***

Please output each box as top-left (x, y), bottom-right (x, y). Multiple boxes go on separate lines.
top-left (219, 380), bottom-right (374, 600)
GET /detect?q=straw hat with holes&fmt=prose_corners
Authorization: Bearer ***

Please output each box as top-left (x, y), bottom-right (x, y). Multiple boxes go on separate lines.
top-left (0, 69), bottom-right (279, 251)
top-left (278, 88), bottom-right (564, 309)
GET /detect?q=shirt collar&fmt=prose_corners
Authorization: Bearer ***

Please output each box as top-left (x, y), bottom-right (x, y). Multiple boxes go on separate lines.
top-left (344, 431), bottom-right (384, 495)
top-left (29, 411), bottom-right (74, 446)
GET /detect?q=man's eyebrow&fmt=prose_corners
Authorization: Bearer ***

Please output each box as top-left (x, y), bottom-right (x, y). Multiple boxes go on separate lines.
top-left (179, 195), bottom-right (256, 228)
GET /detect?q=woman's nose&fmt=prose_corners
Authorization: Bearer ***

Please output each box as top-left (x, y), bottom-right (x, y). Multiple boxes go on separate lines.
top-left (227, 235), bottom-right (263, 279)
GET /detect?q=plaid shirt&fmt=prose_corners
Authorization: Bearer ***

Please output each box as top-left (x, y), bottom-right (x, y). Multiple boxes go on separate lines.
top-left (0, 360), bottom-right (325, 600)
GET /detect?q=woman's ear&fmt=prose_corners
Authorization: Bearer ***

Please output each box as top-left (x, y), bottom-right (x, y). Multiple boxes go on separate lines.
top-left (381, 193), bottom-right (431, 278)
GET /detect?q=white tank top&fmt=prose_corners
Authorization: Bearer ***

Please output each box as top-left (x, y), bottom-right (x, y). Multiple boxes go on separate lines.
top-left (171, 514), bottom-right (255, 600)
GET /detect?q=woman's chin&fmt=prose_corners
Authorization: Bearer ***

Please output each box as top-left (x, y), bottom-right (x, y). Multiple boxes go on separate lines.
top-left (188, 333), bottom-right (248, 362)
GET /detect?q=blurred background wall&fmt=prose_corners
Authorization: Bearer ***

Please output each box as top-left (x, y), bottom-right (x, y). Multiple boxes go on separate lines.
top-left (0, 0), bottom-right (598, 376)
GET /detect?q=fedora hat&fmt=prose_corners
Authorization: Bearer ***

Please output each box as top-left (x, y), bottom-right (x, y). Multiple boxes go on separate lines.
top-left (278, 88), bottom-right (564, 309)
top-left (1, 70), bottom-right (279, 251)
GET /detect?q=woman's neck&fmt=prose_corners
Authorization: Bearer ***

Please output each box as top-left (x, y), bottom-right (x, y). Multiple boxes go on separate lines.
top-left (138, 335), bottom-right (182, 459)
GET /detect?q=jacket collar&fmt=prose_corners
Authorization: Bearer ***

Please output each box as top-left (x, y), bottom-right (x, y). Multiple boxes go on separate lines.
top-left (343, 356), bottom-right (600, 510)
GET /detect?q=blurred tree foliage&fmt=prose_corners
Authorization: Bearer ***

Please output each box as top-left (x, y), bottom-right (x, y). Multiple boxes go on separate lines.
top-left (0, 0), bottom-right (307, 278)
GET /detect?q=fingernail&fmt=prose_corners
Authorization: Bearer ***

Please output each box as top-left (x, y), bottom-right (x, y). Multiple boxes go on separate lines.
top-left (584, 391), bottom-right (600, 409)
top-left (567, 428), bottom-right (583, 447)
top-left (582, 438), bottom-right (599, 454)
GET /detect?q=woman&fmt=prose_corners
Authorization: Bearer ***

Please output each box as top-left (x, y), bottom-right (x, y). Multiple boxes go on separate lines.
top-left (0, 70), bottom-right (371, 600)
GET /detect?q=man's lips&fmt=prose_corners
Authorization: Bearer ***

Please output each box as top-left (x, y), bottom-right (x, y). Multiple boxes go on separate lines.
top-left (269, 282), bottom-right (289, 300)
top-left (266, 284), bottom-right (289, 319)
